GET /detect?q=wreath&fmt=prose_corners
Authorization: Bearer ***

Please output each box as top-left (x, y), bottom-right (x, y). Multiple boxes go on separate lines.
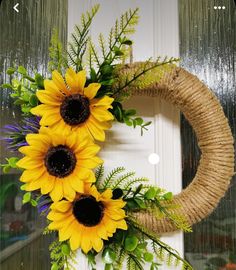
top-left (1, 5), bottom-right (234, 270)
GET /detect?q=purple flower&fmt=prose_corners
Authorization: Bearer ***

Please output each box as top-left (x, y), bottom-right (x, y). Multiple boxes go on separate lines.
top-left (1, 116), bottom-right (40, 152)
top-left (37, 195), bottom-right (52, 215)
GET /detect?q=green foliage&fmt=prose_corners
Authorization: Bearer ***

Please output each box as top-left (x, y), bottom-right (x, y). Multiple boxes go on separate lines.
top-left (88, 7), bottom-right (139, 81)
top-left (48, 29), bottom-right (67, 73)
top-left (0, 157), bottom-right (20, 173)
top-left (128, 218), bottom-right (193, 270)
top-left (1, 66), bottom-right (44, 114)
top-left (49, 240), bottom-right (76, 270)
top-left (0, 181), bottom-right (18, 210)
top-left (110, 102), bottom-right (152, 135)
top-left (112, 57), bottom-right (179, 101)
top-left (68, 4), bottom-right (100, 72)
top-left (22, 191), bottom-right (39, 207)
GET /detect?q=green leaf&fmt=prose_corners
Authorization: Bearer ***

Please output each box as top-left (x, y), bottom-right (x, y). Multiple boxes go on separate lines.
top-left (124, 117), bottom-right (132, 126)
top-left (29, 94), bottom-right (38, 106)
top-left (7, 67), bottom-right (16, 75)
top-left (30, 199), bottom-right (38, 207)
top-left (142, 121), bottom-right (152, 127)
top-left (134, 198), bottom-right (146, 209)
top-left (126, 199), bottom-right (139, 209)
top-left (23, 192), bottom-right (31, 204)
top-left (133, 184), bottom-right (143, 196)
top-left (112, 102), bottom-right (123, 122)
top-left (134, 117), bottom-right (143, 125)
top-left (61, 243), bottom-right (70, 255)
top-left (114, 46), bottom-right (124, 56)
top-left (90, 68), bottom-right (97, 82)
top-left (144, 187), bottom-right (157, 200)
top-left (35, 73), bottom-right (44, 89)
top-left (125, 235), bottom-right (139, 252)
top-left (144, 252), bottom-right (153, 262)
top-left (121, 39), bottom-right (133, 45)
top-left (14, 99), bottom-right (26, 105)
top-left (1, 83), bottom-right (13, 89)
top-left (18, 66), bottom-right (27, 75)
top-left (125, 109), bottom-right (136, 116)
top-left (3, 165), bottom-right (11, 174)
top-left (102, 248), bottom-right (116, 264)
top-left (163, 192), bottom-right (173, 200)
top-left (51, 264), bottom-right (59, 270)
top-left (105, 264), bottom-right (112, 270)
top-left (8, 157), bottom-right (19, 168)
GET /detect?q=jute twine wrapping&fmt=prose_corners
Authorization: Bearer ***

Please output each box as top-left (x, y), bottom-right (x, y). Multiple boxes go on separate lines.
top-left (117, 63), bottom-right (235, 233)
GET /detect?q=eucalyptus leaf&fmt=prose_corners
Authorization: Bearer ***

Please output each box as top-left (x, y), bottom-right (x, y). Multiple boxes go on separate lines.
top-left (102, 248), bottom-right (116, 264)
top-left (23, 192), bottom-right (31, 204)
top-left (124, 235), bottom-right (139, 251)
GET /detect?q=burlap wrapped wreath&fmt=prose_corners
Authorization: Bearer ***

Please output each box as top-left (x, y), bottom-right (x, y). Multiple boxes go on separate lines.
top-left (117, 62), bottom-right (235, 233)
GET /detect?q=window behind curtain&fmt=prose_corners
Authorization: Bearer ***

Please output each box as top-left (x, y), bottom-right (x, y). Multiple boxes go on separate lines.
top-left (179, 0), bottom-right (236, 269)
top-left (0, 1), bottom-right (67, 269)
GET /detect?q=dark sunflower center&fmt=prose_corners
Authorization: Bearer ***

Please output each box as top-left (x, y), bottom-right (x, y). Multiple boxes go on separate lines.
top-left (44, 145), bottom-right (76, 178)
top-left (73, 195), bottom-right (104, 227)
top-left (60, 94), bottom-right (90, 126)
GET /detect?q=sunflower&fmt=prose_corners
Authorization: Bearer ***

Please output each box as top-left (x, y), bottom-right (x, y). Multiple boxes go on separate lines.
top-left (31, 68), bottom-right (114, 141)
top-left (16, 128), bottom-right (103, 202)
top-left (47, 184), bottom-right (127, 253)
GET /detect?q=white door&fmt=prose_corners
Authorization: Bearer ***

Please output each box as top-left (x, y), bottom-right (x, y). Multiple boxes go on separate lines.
top-left (68, 1), bottom-right (183, 269)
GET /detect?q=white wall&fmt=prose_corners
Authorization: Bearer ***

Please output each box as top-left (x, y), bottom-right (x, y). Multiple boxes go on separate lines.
top-left (68, 1), bottom-right (182, 269)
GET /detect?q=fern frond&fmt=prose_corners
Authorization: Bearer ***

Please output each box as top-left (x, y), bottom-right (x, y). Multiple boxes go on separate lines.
top-left (97, 8), bottom-right (139, 78)
top-left (95, 165), bottom-right (104, 188)
top-left (48, 29), bottom-right (67, 73)
top-left (112, 57), bottom-right (179, 102)
top-left (67, 4), bottom-right (100, 72)
top-left (102, 167), bottom-right (126, 188)
top-left (127, 253), bottom-right (144, 270)
top-left (99, 33), bottom-right (107, 59)
top-left (123, 177), bottom-right (149, 190)
top-left (88, 40), bottom-right (101, 67)
top-left (128, 216), bottom-right (193, 270)
top-left (111, 171), bottom-right (136, 189)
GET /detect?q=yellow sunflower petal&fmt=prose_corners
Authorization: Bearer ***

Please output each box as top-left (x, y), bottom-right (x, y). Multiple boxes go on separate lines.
top-left (52, 70), bottom-right (69, 94)
top-left (77, 144), bottom-right (100, 159)
top-left (84, 83), bottom-right (101, 99)
top-left (73, 166), bottom-right (91, 180)
top-left (51, 200), bottom-right (72, 212)
top-left (90, 96), bottom-right (114, 108)
top-left (81, 227), bottom-right (93, 253)
top-left (40, 112), bottom-right (61, 126)
top-left (44, 79), bottom-right (66, 96)
top-left (65, 68), bottom-right (86, 92)
top-left (24, 179), bottom-right (42, 191)
top-left (20, 166), bottom-right (45, 183)
top-left (16, 157), bottom-right (43, 169)
top-left (25, 133), bottom-right (51, 150)
top-left (50, 180), bottom-right (63, 202)
top-left (47, 210), bottom-right (72, 221)
top-left (116, 219), bottom-right (128, 230)
top-left (70, 230), bottom-right (82, 251)
top-left (77, 156), bottom-right (103, 169)
top-left (101, 189), bottom-right (113, 200)
top-left (31, 104), bottom-right (57, 116)
top-left (69, 178), bottom-right (84, 193)
top-left (41, 176), bottom-right (55, 194)
top-left (85, 121), bottom-right (105, 141)
top-left (62, 180), bottom-right (76, 201)
top-left (36, 90), bottom-right (63, 105)
top-left (90, 107), bottom-right (114, 122)
top-left (48, 215), bottom-right (74, 230)
top-left (105, 210), bottom-right (126, 220)
top-left (59, 219), bottom-right (77, 242)
top-left (18, 146), bottom-right (45, 157)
